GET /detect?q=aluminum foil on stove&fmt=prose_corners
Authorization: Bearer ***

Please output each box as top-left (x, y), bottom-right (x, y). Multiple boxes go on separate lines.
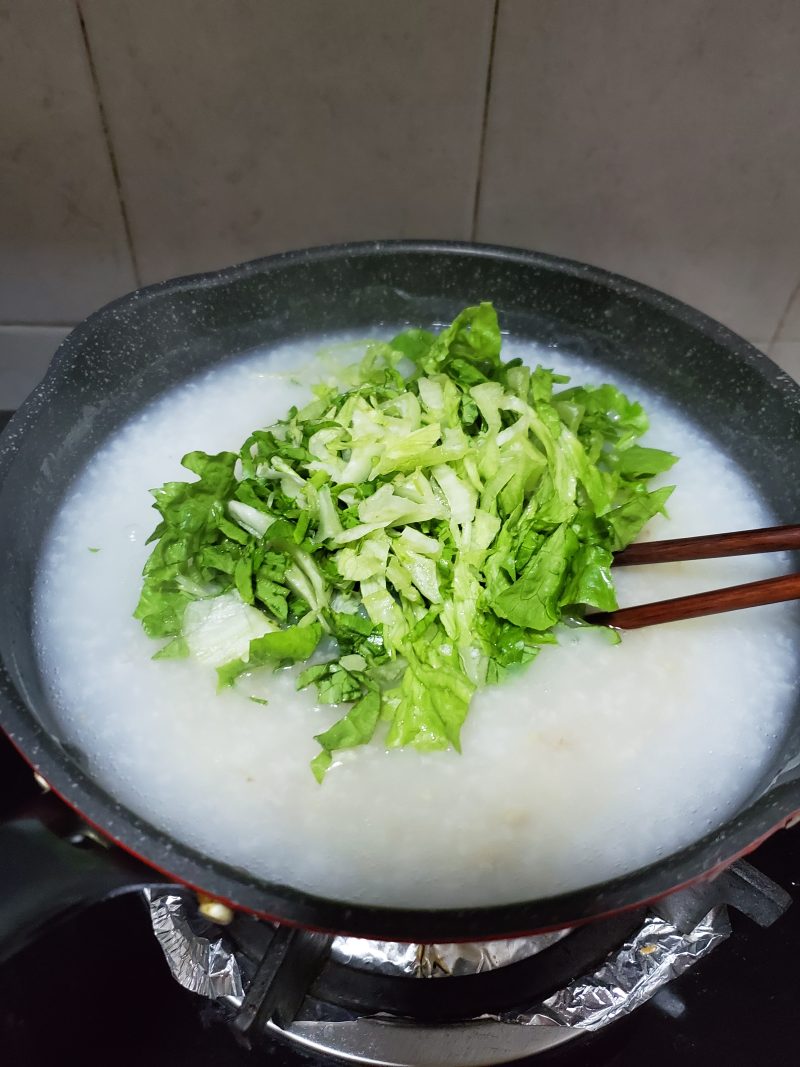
top-left (145, 889), bottom-right (730, 1033)
top-left (502, 906), bottom-right (730, 1030)
top-left (145, 889), bottom-right (245, 1002)
top-left (330, 929), bottom-right (570, 977)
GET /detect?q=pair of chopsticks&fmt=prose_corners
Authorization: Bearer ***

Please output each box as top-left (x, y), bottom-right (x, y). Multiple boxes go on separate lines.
top-left (588, 524), bottom-right (800, 630)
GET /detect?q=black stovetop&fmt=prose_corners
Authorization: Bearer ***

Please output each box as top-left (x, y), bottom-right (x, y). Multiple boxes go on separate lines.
top-left (2, 726), bottom-right (799, 1067)
top-left (0, 394), bottom-right (798, 1065)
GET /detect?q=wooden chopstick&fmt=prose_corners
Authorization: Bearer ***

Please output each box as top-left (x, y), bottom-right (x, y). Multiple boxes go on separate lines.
top-left (593, 523), bottom-right (800, 629)
top-left (613, 523), bottom-right (800, 566)
top-left (594, 522), bottom-right (800, 628)
top-left (588, 572), bottom-right (800, 630)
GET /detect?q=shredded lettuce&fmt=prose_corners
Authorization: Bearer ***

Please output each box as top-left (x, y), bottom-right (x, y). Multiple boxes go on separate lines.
top-left (136, 303), bottom-right (677, 779)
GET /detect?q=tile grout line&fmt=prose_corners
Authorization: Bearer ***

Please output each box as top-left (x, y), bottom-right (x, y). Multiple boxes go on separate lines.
top-left (76, 1), bottom-right (143, 288)
top-left (470, 0), bottom-right (500, 242)
top-left (767, 273), bottom-right (800, 356)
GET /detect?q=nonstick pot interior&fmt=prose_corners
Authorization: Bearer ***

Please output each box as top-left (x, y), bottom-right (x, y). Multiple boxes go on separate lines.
top-left (0, 240), bottom-right (798, 941)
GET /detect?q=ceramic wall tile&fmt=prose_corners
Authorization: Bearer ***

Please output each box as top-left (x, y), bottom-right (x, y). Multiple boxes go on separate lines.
top-left (0, 1), bottom-right (136, 322)
top-left (768, 342), bottom-right (800, 383)
top-left (80, 0), bottom-right (494, 283)
top-left (770, 285), bottom-right (800, 344)
top-left (477, 0), bottom-right (800, 342)
top-left (0, 326), bottom-right (71, 408)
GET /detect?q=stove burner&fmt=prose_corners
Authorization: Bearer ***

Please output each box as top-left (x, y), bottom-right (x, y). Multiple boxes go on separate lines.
top-left (146, 861), bottom-right (791, 1065)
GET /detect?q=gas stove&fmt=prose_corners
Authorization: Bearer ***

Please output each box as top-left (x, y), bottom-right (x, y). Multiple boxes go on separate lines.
top-left (2, 726), bottom-right (799, 1067)
top-left (141, 881), bottom-right (754, 1064)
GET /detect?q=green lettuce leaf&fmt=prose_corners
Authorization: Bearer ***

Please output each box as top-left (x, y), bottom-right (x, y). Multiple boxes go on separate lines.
top-left (604, 485), bottom-right (675, 551)
top-left (389, 328), bottom-right (436, 364)
top-left (411, 303), bottom-right (501, 377)
top-left (385, 640), bottom-right (475, 752)
top-left (609, 445), bottom-right (678, 480)
top-left (492, 522), bottom-right (579, 630)
top-left (478, 614), bottom-right (556, 684)
top-left (217, 622), bottom-right (323, 689)
top-left (134, 450), bottom-right (238, 637)
top-left (311, 689), bottom-right (382, 783)
top-left (559, 544), bottom-right (618, 613)
top-left (297, 660), bottom-right (369, 704)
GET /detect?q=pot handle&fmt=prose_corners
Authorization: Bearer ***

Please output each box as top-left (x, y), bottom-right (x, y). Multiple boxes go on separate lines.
top-left (0, 794), bottom-right (177, 965)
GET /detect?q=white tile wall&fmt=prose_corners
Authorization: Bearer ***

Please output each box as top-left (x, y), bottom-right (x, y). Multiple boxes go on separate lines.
top-left (768, 342), bottom-right (800, 382)
top-left (771, 284), bottom-right (800, 347)
top-left (0, 327), bottom-right (71, 409)
top-left (80, 0), bottom-right (495, 283)
top-left (476, 0), bottom-right (800, 344)
top-left (3, 0), bottom-right (800, 408)
top-left (0, 1), bottom-right (136, 323)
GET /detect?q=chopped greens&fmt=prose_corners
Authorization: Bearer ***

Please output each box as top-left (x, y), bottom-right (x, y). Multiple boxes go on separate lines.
top-left (136, 303), bottom-right (677, 779)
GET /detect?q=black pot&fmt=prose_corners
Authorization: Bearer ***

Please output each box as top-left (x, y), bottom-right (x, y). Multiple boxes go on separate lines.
top-left (1, 240), bottom-right (798, 951)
